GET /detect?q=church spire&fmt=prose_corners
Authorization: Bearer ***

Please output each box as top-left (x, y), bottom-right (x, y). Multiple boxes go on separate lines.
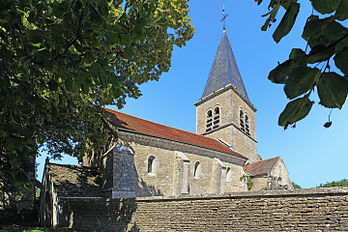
top-left (201, 19), bottom-right (250, 103)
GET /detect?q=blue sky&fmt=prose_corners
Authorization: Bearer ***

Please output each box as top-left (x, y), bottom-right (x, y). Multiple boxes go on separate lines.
top-left (37, 0), bottom-right (347, 188)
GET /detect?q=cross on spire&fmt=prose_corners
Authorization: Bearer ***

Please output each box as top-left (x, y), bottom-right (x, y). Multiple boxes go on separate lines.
top-left (221, 4), bottom-right (229, 31)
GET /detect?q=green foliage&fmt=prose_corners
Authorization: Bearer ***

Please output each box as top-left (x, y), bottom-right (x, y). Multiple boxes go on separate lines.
top-left (247, 177), bottom-right (254, 191)
top-left (255, 0), bottom-right (348, 129)
top-left (2, 227), bottom-right (67, 232)
top-left (278, 94), bottom-right (313, 128)
top-left (318, 178), bottom-right (348, 187)
top-left (0, 0), bottom-right (194, 192)
top-left (241, 175), bottom-right (254, 190)
top-left (292, 182), bottom-right (301, 189)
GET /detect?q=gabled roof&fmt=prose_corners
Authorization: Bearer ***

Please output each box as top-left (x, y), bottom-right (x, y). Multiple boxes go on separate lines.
top-left (245, 156), bottom-right (280, 176)
top-left (104, 107), bottom-right (246, 159)
top-left (201, 30), bottom-right (250, 102)
top-left (47, 163), bottom-right (103, 197)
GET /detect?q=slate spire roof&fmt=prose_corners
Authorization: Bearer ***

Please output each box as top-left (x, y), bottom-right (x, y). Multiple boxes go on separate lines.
top-left (201, 30), bottom-right (250, 102)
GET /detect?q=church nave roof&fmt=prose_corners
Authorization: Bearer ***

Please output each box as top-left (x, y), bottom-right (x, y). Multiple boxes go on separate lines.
top-left (104, 107), bottom-right (246, 160)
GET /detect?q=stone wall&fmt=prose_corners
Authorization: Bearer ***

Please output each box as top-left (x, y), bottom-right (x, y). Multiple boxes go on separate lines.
top-left (109, 132), bottom-right (246, 198)
top-left (58, 187), bottom-right (348, 231)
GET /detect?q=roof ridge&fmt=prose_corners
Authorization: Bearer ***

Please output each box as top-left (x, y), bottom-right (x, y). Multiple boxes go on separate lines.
top-left (48, 162), bottom-right (98, 170)
top-left (262, 156), bottom-right (280, 162)
top-left (248, 156), bottom-right (280, 164)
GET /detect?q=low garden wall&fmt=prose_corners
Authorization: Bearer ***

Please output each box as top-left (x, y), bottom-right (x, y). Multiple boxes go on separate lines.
top-left (58, 187), bottom-right (348, 231)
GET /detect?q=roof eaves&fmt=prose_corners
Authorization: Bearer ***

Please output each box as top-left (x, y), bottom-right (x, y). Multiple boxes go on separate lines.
top-left (195, 84), bottom-right (256, 111)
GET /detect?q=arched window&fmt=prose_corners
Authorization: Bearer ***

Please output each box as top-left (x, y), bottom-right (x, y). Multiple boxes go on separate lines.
top-left (226, 167), bottom-right (232, 182)
top-left (206, 110), bottom-right (213, 132)
top-left (214, 107), bottom-right (220, 115)
top-left (240, 109), bottom-right (245, 131)
top-left (245, 114), bottom-right (250, 135)
top-left (193, 161), bottom-right (200, 179)
top-left (213, 107), bottom-right (220, 129)
top-left (240, 109), bottom-right (251, 135)
top-left (207, 110), bottom-right (212, 118)
top-left (206, 106), bottom-right (221, 132)
top-left (147, 156), bottom-right (156, 175)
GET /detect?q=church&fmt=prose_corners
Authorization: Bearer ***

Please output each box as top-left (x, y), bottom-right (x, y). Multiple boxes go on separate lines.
top-left (39, 23), bottom-right (293, 227)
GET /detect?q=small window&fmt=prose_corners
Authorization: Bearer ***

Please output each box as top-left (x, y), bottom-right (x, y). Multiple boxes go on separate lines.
top-left (214, 107), bottom-right (220, 115)
top-left (206, 107), bottom-right (221, 132)
top-left (240, 109), bottom-right (245, 131)
top-left (240, 109), bottom-right (251, 134)
top-left (147, 156), bottom-right (156, 175)
top-left (226, 167), bottom-right (232, 182)
top-left (240, 110), bottom-right (244, 118)
top-left (245, 114), bottom-right (250, 134)
top-left (213, 106), bottom-right (220, 128)
top-left (206, 110), bottom-right (213, 132)
top-left (193, 161), bottom-right (200, 179)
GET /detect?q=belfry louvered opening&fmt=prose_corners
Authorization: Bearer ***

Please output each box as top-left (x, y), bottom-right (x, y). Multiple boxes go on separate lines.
top-left (206, 106), bottom-right (221, 132)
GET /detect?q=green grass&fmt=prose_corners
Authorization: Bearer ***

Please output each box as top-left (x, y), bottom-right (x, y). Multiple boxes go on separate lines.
top-left (2, 227), bottom-right (70, 232)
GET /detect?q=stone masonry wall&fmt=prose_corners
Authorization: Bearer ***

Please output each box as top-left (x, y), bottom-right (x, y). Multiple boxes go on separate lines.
top-left (58, 187), bottom-right (348, 231)
top-left (114, 132), bottom-right (246, 197)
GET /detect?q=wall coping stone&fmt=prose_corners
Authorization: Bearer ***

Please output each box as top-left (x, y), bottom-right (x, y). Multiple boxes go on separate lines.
top-left (59, 187), bottom-right (348, 203)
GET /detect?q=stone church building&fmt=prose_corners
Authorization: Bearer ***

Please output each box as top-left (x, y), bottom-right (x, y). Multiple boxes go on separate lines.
top-left (40, 28), bottom-right (293, 226)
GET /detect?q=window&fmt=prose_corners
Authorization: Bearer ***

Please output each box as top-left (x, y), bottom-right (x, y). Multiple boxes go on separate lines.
top-left (207, 110), bottom-right (212, 118)
top-left (240, 109), bottom-right (245, 131)
top-left (245, 114), bottom-right (250, 135)
top-left (206, 106), bottom-right (221, 132)
top-left (226, 167), bottom-right (232, 182)
top-left (213, 107), bottom-right (220, 129)
top-left (147, 156), bottom-right (156, 175)
top-left (240, 109), bottom-right (251, 135)
top-left (193, 161), bottom-right (200, 179)
top-left (206, 110), bottom-right (213, 132)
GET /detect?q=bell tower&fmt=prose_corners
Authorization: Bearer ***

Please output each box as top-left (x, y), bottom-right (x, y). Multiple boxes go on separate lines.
top-left (195, 9), bottom-right (259, 162)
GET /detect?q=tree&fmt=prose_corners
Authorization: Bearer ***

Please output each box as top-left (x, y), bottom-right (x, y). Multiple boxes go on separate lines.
top-left (254, 0), bottom-right (348, 129)
top-left (318, 178), bottom-right (348, 187)
top-left (292, 181), bottom-right (301, 189)
top-left (0, 0), bottom-right (194, 192)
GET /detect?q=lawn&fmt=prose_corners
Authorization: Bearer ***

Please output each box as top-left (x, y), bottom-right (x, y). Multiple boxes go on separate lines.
top-left (1, 227), bottom-right (72, 232)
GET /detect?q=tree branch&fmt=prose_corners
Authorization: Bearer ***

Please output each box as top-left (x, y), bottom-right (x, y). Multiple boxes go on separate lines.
top-left (52, 10), bottom-right (84, 61)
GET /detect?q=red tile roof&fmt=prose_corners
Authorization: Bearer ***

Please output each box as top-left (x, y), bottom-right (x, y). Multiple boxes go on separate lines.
top-left (104, 107), bottom-right (246, 159)
top-left (245, 156), bottom-right (280, 176)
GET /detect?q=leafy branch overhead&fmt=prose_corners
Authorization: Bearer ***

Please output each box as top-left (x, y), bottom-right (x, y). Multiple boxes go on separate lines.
top-left (0, 0), bottom-right (194, 191)
top-left (255, 0), bottom-right (348, 129)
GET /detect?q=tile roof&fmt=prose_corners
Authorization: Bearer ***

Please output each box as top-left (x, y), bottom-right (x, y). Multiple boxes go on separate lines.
top-left (201, 30), bottom-right (250, 103)
top-left (244, 156), bottom-right (280, 176)
top-left (104, 107), bottom-right (246, 159)
top-left (47, 163), bottom-right (103, 197)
